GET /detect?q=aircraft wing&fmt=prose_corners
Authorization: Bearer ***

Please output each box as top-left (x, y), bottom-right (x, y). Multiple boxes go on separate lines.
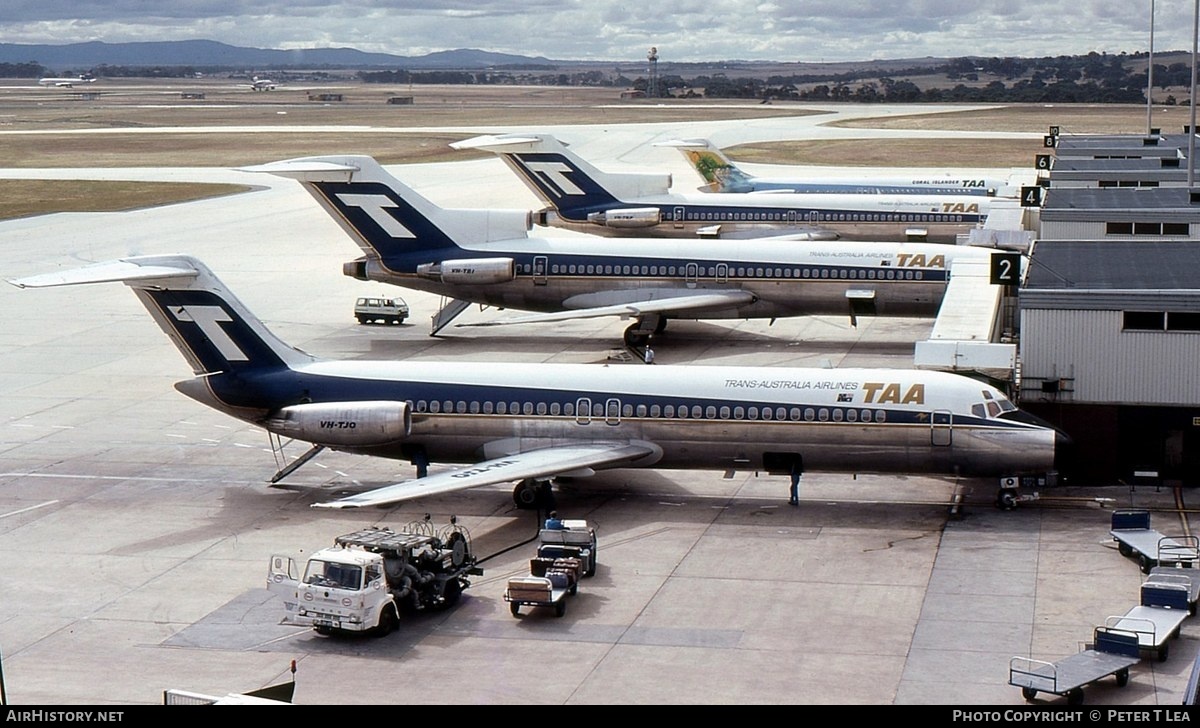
top-left (314, 441), bottom-right (657, 509)
top-left (459, 290), bottom-right (756, 328)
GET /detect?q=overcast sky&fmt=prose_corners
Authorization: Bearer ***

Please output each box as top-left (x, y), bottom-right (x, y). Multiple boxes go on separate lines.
top-left (0, 2), bottom-right (1192, 64)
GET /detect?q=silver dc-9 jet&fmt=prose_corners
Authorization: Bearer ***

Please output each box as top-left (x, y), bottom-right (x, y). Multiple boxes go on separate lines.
top-left (248, 155), bottom-right (999, 359)
top-left (451, 133), bottom-right (995, 237)
top-left (12, 256), bottom-right (1068, 509)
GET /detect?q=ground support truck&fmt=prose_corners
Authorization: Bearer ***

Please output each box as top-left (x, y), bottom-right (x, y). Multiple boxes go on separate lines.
top-left (267, 518), bottom-right (480, 636)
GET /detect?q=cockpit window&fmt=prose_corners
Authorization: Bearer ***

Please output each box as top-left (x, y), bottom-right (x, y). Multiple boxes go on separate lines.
top-left (975, 392), bottom-right (1018, 418)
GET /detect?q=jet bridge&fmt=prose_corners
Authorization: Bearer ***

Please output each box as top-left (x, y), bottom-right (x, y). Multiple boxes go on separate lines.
top-left (913, 257), bottom-right (1017, 382)
top-left (913, 199), bottom-right (1034, 383)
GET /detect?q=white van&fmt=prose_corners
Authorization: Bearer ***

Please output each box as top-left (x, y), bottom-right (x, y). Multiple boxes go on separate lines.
top-left (354, 296), bottom-right (409, 325)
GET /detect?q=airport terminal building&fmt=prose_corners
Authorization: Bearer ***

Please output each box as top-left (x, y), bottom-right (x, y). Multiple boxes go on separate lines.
top-left (1019, 131), bottom-right (1200, 485)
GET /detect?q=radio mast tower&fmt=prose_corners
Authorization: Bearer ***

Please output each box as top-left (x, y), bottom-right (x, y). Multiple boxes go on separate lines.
top-left (647, 47), bottom-right (659, 98)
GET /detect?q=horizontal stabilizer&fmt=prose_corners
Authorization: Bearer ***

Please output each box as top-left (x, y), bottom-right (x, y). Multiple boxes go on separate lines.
top-left (9, 258), bottom-right (199, 289)
top-left (653, 139), bottom-right (711, 149)
top-left (239, 158), bottom-right (359, 181)
top-left (459, 290), bottom-right (757, 327)
top-left (450, 134), bottom-right (546, 151)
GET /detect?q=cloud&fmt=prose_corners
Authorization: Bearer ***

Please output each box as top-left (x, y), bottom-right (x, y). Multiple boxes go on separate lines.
top-left (0, 1), bottom-right (1187, 63)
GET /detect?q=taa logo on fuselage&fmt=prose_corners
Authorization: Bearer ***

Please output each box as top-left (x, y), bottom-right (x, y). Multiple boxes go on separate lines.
top-left (895, 253), bottom-right (945, 269)
top-left (861, 382), bottom-right (925, 405)
top-left (940, 203), bottom-right (980, 214)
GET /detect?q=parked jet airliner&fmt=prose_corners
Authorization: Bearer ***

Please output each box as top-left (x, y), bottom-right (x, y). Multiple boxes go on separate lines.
top-left (451, 134), bottom-right (994, 236)
top-left (658, 138), bottom-right (1017, 197)
top-left (10, 255), bottom-right (1066, 509)
top-left (38, 73), bottom-right (95, 88)
top-left (248, 155), bottom-right (998, 357)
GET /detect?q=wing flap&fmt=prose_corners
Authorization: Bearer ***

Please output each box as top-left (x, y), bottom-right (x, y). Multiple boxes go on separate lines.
top-left (314, 442), bottom-right (656, 509)
top-left (459, 290), bottom-right (756, 327)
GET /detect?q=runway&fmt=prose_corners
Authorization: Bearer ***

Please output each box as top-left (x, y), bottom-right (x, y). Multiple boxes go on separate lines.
top-left (0, 103), bottom-right (1192, 705)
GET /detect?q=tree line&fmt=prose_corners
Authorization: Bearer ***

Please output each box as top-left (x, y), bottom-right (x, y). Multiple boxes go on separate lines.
top-left (358, 52), bottom-right (1180, 105)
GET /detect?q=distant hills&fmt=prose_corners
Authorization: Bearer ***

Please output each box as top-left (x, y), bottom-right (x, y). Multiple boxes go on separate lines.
top-left (0, 39), bottom-right (557, 71)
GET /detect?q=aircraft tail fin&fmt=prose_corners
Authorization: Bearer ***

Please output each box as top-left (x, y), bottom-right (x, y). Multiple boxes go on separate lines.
top-left (656, 139), bottom-right (756, 192)
top-left (244, 155), bottom-right (533, 268)
top-left (451, 133), bottom-right (672, 221)
top-left (9, 256), bottom-right (314, 377)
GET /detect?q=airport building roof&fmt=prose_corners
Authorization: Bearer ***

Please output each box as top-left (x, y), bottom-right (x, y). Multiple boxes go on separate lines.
top-left (1040, 186), bottom-right (1200, 221)
top-left (1021, 240), bottom-right (1200, 310)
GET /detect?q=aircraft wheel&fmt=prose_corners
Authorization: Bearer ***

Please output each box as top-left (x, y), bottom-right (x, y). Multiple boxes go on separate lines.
top-left (623, 323), bottom-right (650, 349)
top-left (512, 479), bottom-right (542, 509)
top-left (996, 491), bottom-right (1018, 510)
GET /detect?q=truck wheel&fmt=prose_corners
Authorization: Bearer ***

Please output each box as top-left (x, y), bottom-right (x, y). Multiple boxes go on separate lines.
top-left (314, 625), bottom-right (334, 636)
top-left (442, 578), bottom-right (463, 608)
top-left (1021, 686), bottom-right (1037, 701)
top-left (510, 602), bottom-right (520, 617)
top-left (356, 315), bottom-right (368, 324)
top-left (375, 607), bottom-right (398, 637)
top-left (569, 581), bottom-right (578, 596)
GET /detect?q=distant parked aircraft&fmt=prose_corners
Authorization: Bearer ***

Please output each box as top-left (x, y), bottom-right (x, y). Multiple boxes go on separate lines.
top-left (659, 138), bottom-right (1014, 197)
top-left (240, 76), bottom-right (277, 91)
top-left (38, 73), bottom-right (95, 88)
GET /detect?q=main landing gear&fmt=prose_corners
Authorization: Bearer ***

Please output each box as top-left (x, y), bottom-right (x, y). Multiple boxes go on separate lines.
top-left (623, 315), bottom-right (667, 364)
top-left (512, 478), bottom-right (556, 510)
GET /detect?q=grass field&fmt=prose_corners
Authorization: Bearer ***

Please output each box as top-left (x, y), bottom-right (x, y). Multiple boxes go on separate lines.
top-left (0, 78), bottom-right (1181, 219)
